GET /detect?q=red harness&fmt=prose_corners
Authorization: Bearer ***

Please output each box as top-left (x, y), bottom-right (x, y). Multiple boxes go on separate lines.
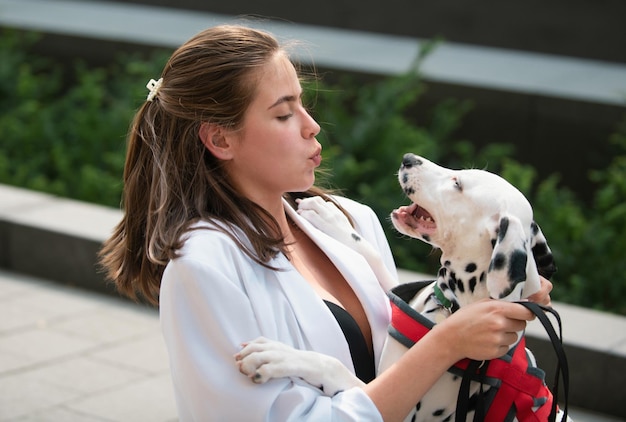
top-left (388, 282), bottom-right (556, 421)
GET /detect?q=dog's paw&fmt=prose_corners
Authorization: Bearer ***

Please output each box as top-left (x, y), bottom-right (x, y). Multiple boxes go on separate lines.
top-left (297, 197), bottom-right (369, 251)
top-left (234, 336), bottom-right (364, 396)
top-left (234, 337), bottom-right (297, 384)
top-left (297, 197), bottom-right (355, 240)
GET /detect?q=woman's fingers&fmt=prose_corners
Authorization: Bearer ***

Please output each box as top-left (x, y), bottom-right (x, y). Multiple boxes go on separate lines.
top-left (527, 276), bottom-right (553, 307)
top-left (437, 300), bottom-right (533, 361)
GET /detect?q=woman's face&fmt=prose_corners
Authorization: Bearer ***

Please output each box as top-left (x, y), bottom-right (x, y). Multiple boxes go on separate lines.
top-left (223, 53), bottom-right (322, 207)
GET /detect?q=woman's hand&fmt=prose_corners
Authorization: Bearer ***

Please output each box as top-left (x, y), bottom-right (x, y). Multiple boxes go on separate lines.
top-left (434, 300), bottom-right (535, 362)
top-left (527, 276), bottom-right (553, 307)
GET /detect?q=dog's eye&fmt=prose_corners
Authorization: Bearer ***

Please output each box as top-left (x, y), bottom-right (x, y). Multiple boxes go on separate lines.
top-left (453, 177), bottom-right (463, 191)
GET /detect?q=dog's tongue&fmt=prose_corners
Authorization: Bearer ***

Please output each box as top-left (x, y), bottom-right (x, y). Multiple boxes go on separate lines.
top-left (408, 203), bottom-right (436, 231)
top-left (410, 204), bottom-right (432, 220)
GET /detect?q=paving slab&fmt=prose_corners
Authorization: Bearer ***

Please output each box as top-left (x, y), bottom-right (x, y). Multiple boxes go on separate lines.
top-left (0, 270), bottom-right (176, 422)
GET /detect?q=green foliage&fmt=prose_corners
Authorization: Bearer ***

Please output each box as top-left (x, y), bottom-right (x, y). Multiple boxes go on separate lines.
top-left (0, 30), bottom-right (170, 206)
top-left (494, 129), bottom-right (626, 315)
top-left (307, 43), bottom-right (626, 315)
top-left (2, 30), bottom-right (625, 314)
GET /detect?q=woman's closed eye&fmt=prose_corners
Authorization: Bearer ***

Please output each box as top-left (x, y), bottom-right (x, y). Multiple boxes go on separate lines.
top-left (277, 113), bottom-right (293, 121)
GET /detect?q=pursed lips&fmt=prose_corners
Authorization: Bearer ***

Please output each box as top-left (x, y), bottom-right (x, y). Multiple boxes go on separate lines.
top-left (309, 148), bottom-right (322, 166)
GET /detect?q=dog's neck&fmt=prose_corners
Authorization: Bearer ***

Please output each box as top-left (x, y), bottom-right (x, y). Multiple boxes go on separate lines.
top-left (435, 246), bottom-right (523, 311)
top-left (434, 261), bottom-right (488, 312)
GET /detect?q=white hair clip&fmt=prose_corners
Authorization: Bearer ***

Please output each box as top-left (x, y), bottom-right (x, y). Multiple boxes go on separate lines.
top-left (146, 78), bottom-right (163, 102)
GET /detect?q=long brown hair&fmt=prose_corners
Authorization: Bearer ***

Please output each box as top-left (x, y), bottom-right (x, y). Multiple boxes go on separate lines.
top-left (99, 24), bottom-right (345, 306)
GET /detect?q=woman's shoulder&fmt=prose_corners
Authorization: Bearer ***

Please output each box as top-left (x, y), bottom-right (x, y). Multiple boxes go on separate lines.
top-left (177, 220), bottom-right (249, 260)
top-left (164, 220), bottom-right (263, 283)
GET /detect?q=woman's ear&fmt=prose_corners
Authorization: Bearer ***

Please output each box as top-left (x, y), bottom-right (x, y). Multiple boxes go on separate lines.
top-left (199, 122), bottom-right (233, 160)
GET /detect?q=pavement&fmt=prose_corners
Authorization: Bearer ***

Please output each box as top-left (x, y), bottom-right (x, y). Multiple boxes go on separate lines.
top-left (0, 268), bottom-right (623, 422)
top-left (0, 270), bottom-right (176, 422)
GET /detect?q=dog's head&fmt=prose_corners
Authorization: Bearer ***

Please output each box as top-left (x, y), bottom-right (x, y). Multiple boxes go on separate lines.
top-left (391, 153), bottom-right (556, 302)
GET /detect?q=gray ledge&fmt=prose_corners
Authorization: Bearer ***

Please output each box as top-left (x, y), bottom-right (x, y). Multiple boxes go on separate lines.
top-left (0, 0), bottom-right (625, 106)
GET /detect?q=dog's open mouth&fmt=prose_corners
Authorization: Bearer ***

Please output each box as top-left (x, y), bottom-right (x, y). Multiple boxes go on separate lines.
top-left (395, 203), bottom-right (436, 234)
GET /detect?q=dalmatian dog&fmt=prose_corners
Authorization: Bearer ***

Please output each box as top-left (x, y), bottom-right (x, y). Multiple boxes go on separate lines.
top-left (237, 153), bottom-right (564, 421)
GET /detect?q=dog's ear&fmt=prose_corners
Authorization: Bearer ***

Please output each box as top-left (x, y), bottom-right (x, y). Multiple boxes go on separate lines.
top-left (486, 214), bottom-right (541, 301)
top-left (530, 221), bottom-right (557, 280)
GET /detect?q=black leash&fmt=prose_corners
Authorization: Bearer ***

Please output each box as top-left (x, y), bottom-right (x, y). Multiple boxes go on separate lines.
top-left (455, 302), bottom-right (569, 422)
top-left (519, 302), bottom-right (569, 422)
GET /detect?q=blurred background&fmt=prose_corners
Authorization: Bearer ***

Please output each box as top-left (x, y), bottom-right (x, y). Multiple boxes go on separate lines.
top-left (1, 1), bottom-right (626, 420)
top-left (3, 0), bottom-right (625, 314)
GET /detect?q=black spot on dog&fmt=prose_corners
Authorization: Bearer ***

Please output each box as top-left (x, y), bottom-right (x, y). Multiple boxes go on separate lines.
top-left (533, 242), bottom-right (548, 256)
top-left (532, 242), bottom-right (557, 278)
top-left (457, 279), bottom-right (465, 293)
top-left (402, 173), bottom-right (409, 184)
top-left (491, 238), bottom-right (496, 248)
top-left (531, 221), bottom-right (539, 236)
top-left (448, 276), bottom-right (457, 292)
top-left (469, 276), bottom-right (477, 293)
top-left (433, 409), bottom-right (445, 416)
top-left (495, 250), bottom-right (528, 299)
top-left (422, 234), bottom-right (430, 242)
top-left (444, 260), bottom-right (451, 267)
top-left (443, 415), bottom-right (452, 422)
top-left (508, 249), bottom-right (528, 283)
top-left (498, 217), bottom-right (510, 241)
top-left (479, 272), bottom-right (486, 282)
top-left (489, 253), bottom-right (506, 271)
top-left (440, 282), bottom-right (449, 291)
top-left (451, 301), bottom-right (460, 313)
top-left (438, 267), bottom-right (447, 278)
top-left (404, 187), bottom-right (415, 196)
top-left (465, 262), bottom-right (477, 273)
top-left (351, 233), bottom-right (361, 242)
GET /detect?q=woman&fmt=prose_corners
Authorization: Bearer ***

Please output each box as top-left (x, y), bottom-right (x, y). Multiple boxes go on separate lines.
top-left (99, 24), bottom-right (549, 421)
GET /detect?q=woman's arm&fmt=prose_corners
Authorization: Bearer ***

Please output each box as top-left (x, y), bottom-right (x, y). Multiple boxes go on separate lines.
top-left (160, 236), bottom-right (385, 421)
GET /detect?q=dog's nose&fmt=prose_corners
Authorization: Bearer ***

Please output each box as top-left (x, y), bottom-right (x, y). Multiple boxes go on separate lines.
top-left (402, 153), bottom-right (422, 169)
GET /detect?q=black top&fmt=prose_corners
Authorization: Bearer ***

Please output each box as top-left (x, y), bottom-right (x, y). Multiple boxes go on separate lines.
top-left (324, 300), bottom-right (376, 383)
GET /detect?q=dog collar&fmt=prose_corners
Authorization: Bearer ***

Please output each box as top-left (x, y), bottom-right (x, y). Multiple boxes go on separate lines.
top-left (433, 283), bottom-right (453, 310)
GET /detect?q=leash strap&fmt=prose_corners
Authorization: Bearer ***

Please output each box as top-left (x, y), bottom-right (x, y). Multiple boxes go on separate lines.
top-left (517, 301), bottom-right (570, 422)
top-left (455, 359), bottom-right (485, 422)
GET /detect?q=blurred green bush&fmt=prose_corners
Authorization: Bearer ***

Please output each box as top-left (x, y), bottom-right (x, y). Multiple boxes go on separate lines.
top-left (1, 30), bottom-right (624, 314)
top-left (0, 30), bottom-right (168, 206)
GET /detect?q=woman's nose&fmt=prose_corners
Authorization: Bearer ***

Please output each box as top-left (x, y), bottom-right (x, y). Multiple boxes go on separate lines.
top-left (302, 109), bottom-right (321, 139)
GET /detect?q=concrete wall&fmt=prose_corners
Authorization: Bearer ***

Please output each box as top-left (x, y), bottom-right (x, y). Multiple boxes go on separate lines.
top-left (112, 0), bottom-right (626, 63)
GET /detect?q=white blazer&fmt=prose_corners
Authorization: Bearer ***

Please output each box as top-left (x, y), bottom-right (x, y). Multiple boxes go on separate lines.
top-left (160, 197), bottom-right (398, 421)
